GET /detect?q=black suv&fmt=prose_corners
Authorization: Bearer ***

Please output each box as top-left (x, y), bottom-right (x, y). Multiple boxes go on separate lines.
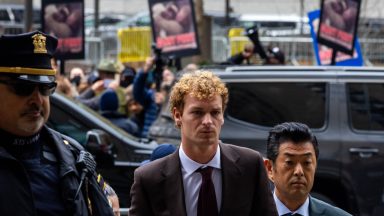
top-left (149, 66), bottom-right (384, 216)
top-left (47, 93), bottom-right (157, 208)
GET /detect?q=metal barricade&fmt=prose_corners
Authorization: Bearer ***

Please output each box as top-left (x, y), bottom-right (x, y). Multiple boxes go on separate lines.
top-left (259, 36), bottom-right (314, 65)
top-left (224, 36), bottom-right (317, 65)
top-left (360, 38), bottom-right (384, 65)
top-left (85, 36), bottom-right (104, 67)
top-left (211, 36), bottom-right (229, 63)
top-left (117, 27), bottom-right (152, 63)
top-left (215, 35), bottom-right (384, 66)
top-left (86, 30), bottom-right (384, 67)
top-left (102, 35), bottom-right (119, 59)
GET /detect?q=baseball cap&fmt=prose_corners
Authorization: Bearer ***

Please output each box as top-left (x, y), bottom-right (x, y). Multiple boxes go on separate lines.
top-left (141, 144), bottom-right (177, 166)
top-left (97, 59), bottom-right (123, 74)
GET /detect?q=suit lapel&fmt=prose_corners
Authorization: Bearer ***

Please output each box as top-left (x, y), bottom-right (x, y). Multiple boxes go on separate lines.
top-left (162, 150), bottom-right (187, 216)
top-left (219, 143), bottom-right (243, 215)
top-left (309, 196), bottom-right (326, 216)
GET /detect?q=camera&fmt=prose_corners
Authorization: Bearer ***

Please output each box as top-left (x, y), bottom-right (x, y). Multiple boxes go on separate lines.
top-left (244, 25), bottom-right (268, 60)
top-left (152, 44), bottom-right (168, 91)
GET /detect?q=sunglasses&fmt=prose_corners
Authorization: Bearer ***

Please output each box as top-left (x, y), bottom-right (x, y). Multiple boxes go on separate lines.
top-left (0, 79), bottom-right (57, 97)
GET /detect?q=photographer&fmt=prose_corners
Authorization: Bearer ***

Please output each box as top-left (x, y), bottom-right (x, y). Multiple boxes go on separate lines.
top-left (133, 56), bottom-right (174, 138)
top-left (227, 42), bottom-right (255, 65)
top-left (227, 26), bottom-right (285, 65)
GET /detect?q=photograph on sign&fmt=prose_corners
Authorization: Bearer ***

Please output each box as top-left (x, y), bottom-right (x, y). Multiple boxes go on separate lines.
top-left (308, 10), bottom-right (362, 66)
top-left (42, 0), bottom-right (84, 59)
top-left (317, 0), bottom-right (361, 55)
top-left (148, 0), bottom-right (200, 57)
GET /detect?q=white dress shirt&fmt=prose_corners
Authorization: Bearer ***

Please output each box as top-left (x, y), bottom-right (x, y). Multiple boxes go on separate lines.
top-left (273, 190), bottom-right (309, 216)
top-left (179, 145), bottom-right (222, 216)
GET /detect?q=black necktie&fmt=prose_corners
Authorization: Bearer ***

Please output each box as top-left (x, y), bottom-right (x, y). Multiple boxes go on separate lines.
top-left (197, 166), bottom-right (218, 216)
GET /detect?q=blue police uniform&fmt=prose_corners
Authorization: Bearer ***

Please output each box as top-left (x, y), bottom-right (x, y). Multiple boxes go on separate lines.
top-left (0, 31), bottom-right (114, 216)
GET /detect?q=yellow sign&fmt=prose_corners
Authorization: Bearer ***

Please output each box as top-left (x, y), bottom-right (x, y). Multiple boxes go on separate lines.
top-left (117, 27), bottom-right (152, 63)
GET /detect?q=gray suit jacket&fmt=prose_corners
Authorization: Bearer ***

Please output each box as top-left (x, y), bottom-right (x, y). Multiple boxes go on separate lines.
top-left (309, 196), bottom-right (352, 216)
top-left (129, 143), bottom-right (278, 216)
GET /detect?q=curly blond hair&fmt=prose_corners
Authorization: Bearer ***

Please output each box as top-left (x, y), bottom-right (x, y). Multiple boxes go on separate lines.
top-left (169, 70), bottom-right (228, 114)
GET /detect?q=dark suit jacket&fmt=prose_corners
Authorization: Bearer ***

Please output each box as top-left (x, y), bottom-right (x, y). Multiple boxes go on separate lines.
top-left (309, 196), bottom-right (352, 216)
top-left (129, 143), bottom-right (278, 216)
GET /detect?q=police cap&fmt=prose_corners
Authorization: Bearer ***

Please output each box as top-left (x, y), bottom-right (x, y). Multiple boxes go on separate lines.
top-left (0, 31), bottom-right (58, 84)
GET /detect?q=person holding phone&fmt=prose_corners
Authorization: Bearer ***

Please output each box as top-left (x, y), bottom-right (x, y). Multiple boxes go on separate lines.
top-left (76, 59), bottom-right (127, 114)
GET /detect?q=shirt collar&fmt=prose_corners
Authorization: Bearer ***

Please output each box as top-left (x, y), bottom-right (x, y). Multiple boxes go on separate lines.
top-left (273, 190), bottom-right (309, 216)
top-left (179, 143), bottom-right (221, 176)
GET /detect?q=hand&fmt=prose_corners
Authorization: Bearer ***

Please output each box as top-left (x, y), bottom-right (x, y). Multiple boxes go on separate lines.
top-left (107, 80), bottom-right (119, 90)
top-left (91, 80), bottom-right (105, 93)
top-left (143, 57), bottom-right (155, 73)
top-left (107, 194), bottom-right (120, 216)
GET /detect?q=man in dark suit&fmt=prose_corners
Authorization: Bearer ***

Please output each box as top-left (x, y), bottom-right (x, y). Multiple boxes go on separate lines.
top-left (129, 70), bottom-right (278, 216)
top-left (264, 122), bottom-right (351, 216)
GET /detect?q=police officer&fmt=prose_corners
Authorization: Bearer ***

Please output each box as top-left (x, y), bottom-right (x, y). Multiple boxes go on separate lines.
top-left (0, 31), bottom-right (114, 215)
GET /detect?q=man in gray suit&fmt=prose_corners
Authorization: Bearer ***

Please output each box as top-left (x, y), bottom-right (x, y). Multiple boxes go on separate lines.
top-left (264, 122), bottom-right (351, 216)
top-left (129, 70), bottom-right (278, 216)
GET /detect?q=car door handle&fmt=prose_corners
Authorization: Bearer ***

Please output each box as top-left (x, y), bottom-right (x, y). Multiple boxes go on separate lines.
top-left (349, 148), bottom-right (379, 158)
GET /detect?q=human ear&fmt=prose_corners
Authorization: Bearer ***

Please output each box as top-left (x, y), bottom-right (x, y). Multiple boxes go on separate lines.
top-left (264, 159), bottom-right (274, 182)
top-left (173, 107), bottom-right (182, 128)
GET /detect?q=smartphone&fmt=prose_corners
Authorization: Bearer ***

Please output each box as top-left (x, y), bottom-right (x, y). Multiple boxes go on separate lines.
top-left (103, 79), bottom-right (113, 88)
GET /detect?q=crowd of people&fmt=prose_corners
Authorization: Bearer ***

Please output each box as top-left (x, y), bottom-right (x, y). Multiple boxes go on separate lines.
top-left (54, 54), bottom-right (185, 139)
top-left (0, 30), bottom-right (353, 216)
top-left (51, 25), bottom-right (287, 140)
top-left (227, 25), bottom-right (286, 65)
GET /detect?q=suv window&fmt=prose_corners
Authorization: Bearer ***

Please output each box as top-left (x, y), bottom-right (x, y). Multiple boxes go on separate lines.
top-left (347, 83), bottom-right (384, 131)
top-left (48, 103), bottom-right (89, 144)
top-left (227, 82), bottom-right (327, 128)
